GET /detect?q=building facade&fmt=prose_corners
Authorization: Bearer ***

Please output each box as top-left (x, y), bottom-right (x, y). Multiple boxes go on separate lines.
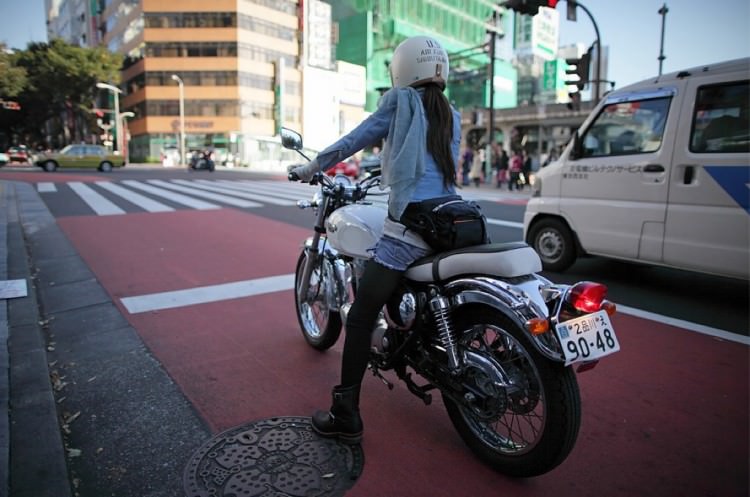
top-left (44, 0), bottom-right (603, 167)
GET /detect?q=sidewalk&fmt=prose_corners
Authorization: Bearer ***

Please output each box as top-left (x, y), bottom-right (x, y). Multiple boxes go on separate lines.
top-left (0, 180), bottom-right (209, 497)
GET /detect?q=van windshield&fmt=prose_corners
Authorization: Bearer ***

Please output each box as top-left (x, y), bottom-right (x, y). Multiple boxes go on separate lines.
top-left (580, 97), bottom-right (672, 158)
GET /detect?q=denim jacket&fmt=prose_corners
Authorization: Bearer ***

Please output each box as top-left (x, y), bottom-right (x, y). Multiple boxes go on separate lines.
top-left (313, 87), bottom-right (460, 219)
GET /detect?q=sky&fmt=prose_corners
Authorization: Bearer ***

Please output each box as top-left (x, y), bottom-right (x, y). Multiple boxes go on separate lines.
top-left (0, 0), bottom-right (749, 92)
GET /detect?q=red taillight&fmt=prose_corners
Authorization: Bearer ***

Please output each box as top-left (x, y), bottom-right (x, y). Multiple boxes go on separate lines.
top-left (566, 281), bottom-right (608, 313)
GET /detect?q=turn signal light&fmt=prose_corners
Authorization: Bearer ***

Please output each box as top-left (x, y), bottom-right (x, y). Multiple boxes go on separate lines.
top-left (525, 317), bottom-right (549, 335)
top-left (566, 281), bottom-right (608, 313)
top-left (601, 300), bottom-right (617, 316)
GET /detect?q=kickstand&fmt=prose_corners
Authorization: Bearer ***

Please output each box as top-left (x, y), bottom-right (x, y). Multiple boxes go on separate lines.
top-left (370, 367), bottom-right (394, 390)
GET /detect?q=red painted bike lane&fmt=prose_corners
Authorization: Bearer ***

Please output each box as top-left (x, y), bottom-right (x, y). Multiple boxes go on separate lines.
top-left (57, 208), bottom-right (748, 497)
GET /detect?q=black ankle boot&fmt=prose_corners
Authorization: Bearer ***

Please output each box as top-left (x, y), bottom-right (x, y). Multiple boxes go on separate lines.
top-left (311, 384), bottom-right (363, 444)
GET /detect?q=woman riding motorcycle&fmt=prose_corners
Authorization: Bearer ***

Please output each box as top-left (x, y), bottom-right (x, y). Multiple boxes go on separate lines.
top-left (289, 35), bottom-right (462, 443)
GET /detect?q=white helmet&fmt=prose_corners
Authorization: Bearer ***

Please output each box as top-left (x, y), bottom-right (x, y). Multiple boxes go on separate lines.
top-left (390, 35), bottom-right (449, 90)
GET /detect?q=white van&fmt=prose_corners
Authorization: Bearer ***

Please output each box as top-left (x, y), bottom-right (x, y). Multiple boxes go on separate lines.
top-left (523, 57), bottom-right (749, 280)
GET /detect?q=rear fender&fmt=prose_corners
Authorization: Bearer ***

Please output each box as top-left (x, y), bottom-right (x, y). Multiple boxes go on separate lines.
top-left (445, 276), bottom-right (565, 362)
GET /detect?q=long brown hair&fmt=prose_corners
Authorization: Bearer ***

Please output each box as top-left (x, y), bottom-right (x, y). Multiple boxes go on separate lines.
top-left (421, 84), bottom-right (457, 188)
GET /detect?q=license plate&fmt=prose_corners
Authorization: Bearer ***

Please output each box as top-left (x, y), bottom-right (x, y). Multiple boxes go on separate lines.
top-left (555, 310), bottom-right (620, 366)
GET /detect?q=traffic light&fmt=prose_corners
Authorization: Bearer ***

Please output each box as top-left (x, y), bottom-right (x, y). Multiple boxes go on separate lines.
top-left (565, 50), bottom-right (591, 110)
top-left (503, 0), bottom-right (558, 16)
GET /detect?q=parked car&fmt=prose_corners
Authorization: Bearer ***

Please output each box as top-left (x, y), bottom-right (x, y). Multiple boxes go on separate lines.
top-left (35, 144), bottom-right (124, 172)
top-left (0, 151), bottom-right (8, 166)
top-left (326, 158), bottom-right (359, 178)
top-left (7, 146), bottom-right (29, 163)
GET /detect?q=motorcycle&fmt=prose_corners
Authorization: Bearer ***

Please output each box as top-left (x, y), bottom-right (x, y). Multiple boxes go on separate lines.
top-left (189, 149), bottom-right (215, 172)
top-left (282, 128), bottom-right (621, 477)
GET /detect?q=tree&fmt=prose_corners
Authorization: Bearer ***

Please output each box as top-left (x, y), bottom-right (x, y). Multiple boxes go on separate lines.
top-left (6, 39), bottom-right (123, 148)
top-left (0, 43), bottom-right (27, 98)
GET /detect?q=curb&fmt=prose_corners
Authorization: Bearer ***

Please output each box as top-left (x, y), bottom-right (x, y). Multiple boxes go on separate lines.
top-left (2, 179), bottom-right (211, 496)
top-left (2, 181), bottom-right (72, 497)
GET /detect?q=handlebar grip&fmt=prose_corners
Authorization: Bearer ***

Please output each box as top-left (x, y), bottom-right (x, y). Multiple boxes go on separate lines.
top-left (288, 171), bottom-right (300, 181)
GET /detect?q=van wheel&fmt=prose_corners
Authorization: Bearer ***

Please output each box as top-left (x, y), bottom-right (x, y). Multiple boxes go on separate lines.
top-left (99, 161), bottom-right (113, 172)
top-left (528, 218), bottom-right (576, 272)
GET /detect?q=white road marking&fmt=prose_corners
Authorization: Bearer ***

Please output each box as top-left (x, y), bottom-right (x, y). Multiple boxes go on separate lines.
top-left (96, 181), bottom-right (174, 212)
top-left (616, 304), bottom-right (750, 346)
top-left (147, 179), bottom-right (261, 208)
top-left (120, 274), bottom-right (295, 314)
top-left (117, 271), bottom-right (747, 345)
top-left (177, 179), bottom-right (297, 206)
top-left (68, 181), bottom-right (125, 215)
top-left (121, 180), bottom-right (220, 210)
top-left (37, 182), bottom-right (57, 193)
top-left (218, 180), bottom-right (318, 201)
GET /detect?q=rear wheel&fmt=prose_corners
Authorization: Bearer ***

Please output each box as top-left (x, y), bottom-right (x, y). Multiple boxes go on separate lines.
top-left (294, 250), bottom-right (342, 350)
top-left (443, 307), bottom-right (581, 477)
top-left (527, 217), bottom-right (576, 272)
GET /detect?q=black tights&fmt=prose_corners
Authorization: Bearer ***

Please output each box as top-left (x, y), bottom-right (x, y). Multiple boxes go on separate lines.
top-left (340, 260), bottom-right (404, 387)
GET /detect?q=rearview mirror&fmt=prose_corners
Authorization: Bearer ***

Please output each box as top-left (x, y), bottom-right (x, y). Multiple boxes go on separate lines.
top-left (281, 128), bottom-right (303, 151)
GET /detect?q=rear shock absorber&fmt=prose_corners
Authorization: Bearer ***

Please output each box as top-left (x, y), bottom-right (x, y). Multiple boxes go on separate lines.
top-left (429, 294), bottom-right (461, 372)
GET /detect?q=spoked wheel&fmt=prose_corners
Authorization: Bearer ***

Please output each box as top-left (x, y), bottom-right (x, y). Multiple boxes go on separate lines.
top-left (443, 307), bottom-right (581, 477)
top-left (294, 250), bottom-right (342, 350)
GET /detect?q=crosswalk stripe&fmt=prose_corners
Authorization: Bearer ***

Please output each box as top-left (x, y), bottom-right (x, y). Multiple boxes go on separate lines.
top-left (217, 180), bottom-right (316, 201)
top-left (69, 181), bottom-right (125, 215)
top-left (177, 179), bottom-right (297, 206)
top-left (96, 181), bottom-right (175, 212)
top-left (121, 180), bottom-right (220, 210)
top-left (148, 180), bottom-right (262, 208)
top-left (37, 182), bottom-right (57, 193)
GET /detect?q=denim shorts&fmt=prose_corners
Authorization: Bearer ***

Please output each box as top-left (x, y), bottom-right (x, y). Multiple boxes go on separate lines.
top-left (371, 235), bottom-right (432, 271)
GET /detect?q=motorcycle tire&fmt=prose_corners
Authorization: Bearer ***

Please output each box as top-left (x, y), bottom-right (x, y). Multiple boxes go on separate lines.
top-left (442, 306), bottom-right (581, 477)
top-left (294, 250), bottom-right (342, 351)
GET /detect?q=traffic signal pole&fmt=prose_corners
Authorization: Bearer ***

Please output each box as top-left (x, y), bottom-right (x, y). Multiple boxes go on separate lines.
top-left (567, 0), bottom-right (602, 102)
top-left (487, 9), bottom-right (497, 174)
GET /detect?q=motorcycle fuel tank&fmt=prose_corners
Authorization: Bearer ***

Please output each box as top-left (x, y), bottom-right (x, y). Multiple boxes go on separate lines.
top-left (326, 204), bottom-right (386, 259)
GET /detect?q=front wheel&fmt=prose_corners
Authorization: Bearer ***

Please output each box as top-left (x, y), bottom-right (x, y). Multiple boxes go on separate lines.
top-left (294, 250), bottom-right (342, 350)
top-left (527, 217), bottom-right (577, 272)
top-left (443, 307), bottom-right (581, 477)
top-left (99, 161), bottom-right (113, 172)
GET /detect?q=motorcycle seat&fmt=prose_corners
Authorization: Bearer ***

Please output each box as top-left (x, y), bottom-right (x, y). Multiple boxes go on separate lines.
top-left (405, 242), bottom-right (542, 282)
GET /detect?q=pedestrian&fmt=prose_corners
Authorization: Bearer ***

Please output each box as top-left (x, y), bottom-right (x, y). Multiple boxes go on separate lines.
top-left (522, 150), bottom-right (533, 189)
top-left (509, 150), bottom-right (523, 191)
top-left (494, 142), bottom-right (509, 188)
top-left (289, 35), bottom-right (462, 444)
top-left (469, 147), bottom-right (484, 186)
top-left (459, 145), bottom-right (473, 186)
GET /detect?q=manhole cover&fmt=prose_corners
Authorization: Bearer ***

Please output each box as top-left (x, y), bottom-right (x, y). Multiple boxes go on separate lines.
top-left (184, 416), bottom-right (364, 497)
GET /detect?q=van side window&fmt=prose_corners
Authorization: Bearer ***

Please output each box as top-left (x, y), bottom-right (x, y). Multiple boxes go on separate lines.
top-left (690, 81), bottom-right (749, 153)
top-left (580, 97), bottom-right (671, 158)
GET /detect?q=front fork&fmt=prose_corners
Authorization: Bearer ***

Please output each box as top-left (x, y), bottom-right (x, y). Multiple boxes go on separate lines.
top-left (297, 194), bottom-right (330, 301)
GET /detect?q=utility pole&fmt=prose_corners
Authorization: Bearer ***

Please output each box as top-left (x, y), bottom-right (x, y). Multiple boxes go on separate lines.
top-left (658, 3), bottom-right (668, 75)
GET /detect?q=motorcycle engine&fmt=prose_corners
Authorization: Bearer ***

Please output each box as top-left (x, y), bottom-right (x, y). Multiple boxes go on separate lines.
top-left (384, 286), bottom-right (417, 330)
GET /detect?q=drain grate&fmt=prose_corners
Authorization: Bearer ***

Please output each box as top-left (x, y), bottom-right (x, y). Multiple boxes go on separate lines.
top-left (184, 416), bottom-right (364, 497)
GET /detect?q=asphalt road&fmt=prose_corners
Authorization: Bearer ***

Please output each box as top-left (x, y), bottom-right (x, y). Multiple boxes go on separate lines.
top-left (1, 165), bottom-right (747, 497)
